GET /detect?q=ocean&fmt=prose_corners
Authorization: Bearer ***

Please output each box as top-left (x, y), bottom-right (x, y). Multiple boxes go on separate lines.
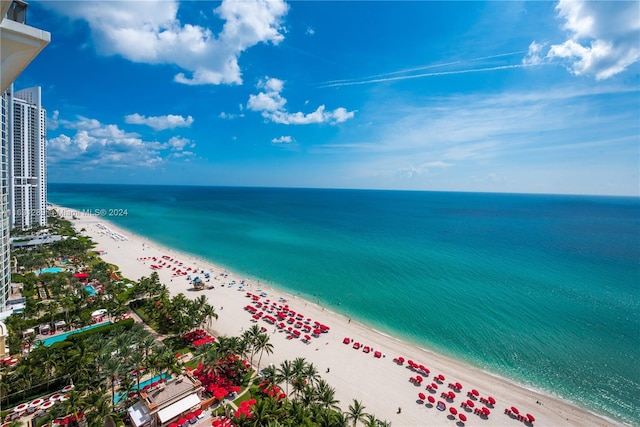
top-left (48, 184), bottom-right (640, 425)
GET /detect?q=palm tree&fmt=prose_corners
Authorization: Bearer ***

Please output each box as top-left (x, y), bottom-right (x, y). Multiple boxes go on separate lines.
top-left (276, 360), bottom-right (295, 396)
top-left (103, 357), bottom-right (122, 406)
top-left (302, 362), bottom-right (320, 386)
top-left (139, 334), bottom-right (157, 359)
top-left (62, 389), bottom-right (84, 420)
top-left (291, 357), bottom-right (308, 378)
top-left (201, 302), bottom-right (218, 330)
top-left (296, 384), bottom-right (316, 409)
top-left (362, 414), bottom-right (381, 427)
top-left (38, 347), bottom-right (58, 390)
top-left (255, 333), bottom-right (274, 372)
top-left (329, 412), bottom-right (350, 427)
top-left (242, 324), bottom-right (263, 366)
top-left (315, 379), bottom-right (340, 412)
top-left (288, 399), bottom-right (311, 426)
top-left (129, 351), bottom-right (146, 390)
top-left (240, 397), bottom-right (278, 427)
top-left (346, 399), bottom-right (368, 427)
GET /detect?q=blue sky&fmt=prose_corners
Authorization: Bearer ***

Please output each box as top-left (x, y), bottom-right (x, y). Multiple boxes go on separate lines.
top-left (18, 1), bottom-right (640, 195)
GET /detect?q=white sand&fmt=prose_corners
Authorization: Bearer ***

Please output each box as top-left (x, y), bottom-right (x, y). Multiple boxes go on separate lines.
top-left (56, 206), bottom-right (621, 426)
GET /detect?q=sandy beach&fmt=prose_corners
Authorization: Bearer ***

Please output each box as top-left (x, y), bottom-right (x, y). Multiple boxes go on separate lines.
top-left (55, 206), bottom-right (621, 427)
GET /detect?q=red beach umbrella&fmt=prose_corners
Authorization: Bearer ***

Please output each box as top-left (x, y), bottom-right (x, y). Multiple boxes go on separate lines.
top-left (177, 418), bottom-right (187, 425)
top-left (418, 392), bottom-right (426, 400)
top-left (511, 406), bottom-right (520, 414)
top-left (186, 413), bottom-right (195, 420)
top-left (472, 389), bottom-right (480, 396)
top-left (488, 396), bottom-right (496, 405)
top-left (448, 391), bottom-right (456, 399)
top-left (527, 414), bottom-right (536, 422)
top-left (428, 395), bottom-right (435, 404)
top-left (459, 413), bottom-right (467, 422)
top-left (438, 374), bottom-right (445, 381)
top-left (455, 382), bottom-right (463, 390)
top-left (450, 407), bottom-right (458, 415)
top-left (466, 400), bottom-right (474, 408)
top-left (169, 424), bottom-right (178, 427)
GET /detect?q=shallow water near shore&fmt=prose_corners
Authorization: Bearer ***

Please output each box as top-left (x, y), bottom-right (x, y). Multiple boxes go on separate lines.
top-left (48, 184), bottom-right (640, 424)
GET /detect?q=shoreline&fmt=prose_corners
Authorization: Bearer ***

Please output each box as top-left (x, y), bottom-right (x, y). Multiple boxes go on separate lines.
top-left (51, 205), bottom-right (623, 426)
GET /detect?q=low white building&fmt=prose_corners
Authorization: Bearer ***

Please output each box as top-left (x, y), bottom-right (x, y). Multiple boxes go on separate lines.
top-left (127, 374), bottom-right (203, 427)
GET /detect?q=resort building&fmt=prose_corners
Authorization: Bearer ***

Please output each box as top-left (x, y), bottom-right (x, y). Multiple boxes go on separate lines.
top-left (0, 0), bottom-right (50, 309)
top-left (8, 84), bottom-right (47, 230)
top-left (0, 320), bottom-right (8, 357)
top-left (127, 374), bottom-right (204, 427)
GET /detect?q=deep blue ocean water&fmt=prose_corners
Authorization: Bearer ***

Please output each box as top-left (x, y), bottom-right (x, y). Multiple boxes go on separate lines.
top-left (48, 184), bottom-right (640, 424)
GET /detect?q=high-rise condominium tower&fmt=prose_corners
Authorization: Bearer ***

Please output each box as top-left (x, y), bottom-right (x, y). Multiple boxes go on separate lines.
top-left (0, 0), bottom-right (50, 308)
top-left (9, 84), bottom-right (47, 230)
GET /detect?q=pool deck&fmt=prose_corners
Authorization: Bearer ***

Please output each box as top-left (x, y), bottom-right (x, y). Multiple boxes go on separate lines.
top-left (32, 320), bottom-right (111, 348)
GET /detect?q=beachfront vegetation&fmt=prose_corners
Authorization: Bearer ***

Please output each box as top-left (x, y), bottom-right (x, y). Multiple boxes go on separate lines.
top-left (1, 216), bottom-right (389, 426)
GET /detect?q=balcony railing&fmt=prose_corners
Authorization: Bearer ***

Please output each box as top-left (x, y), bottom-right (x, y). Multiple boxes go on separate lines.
top-left (5, 0), bottom-right (27, 25)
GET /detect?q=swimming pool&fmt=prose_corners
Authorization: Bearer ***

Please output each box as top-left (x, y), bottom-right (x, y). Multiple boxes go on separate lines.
top-left (84, 285), bottom-right (96, 296)
top-left (38, 322), bottom-right (111, 347)
top-left (114, 373), bottom-right (170, 403)
top-left (35, 267), bottom-right (64, 275)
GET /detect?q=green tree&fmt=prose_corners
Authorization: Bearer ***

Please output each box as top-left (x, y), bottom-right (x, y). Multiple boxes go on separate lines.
top-left (255, 333), bottom-right (274, 372)
top-left (346, 399), bottom-right (368, 427)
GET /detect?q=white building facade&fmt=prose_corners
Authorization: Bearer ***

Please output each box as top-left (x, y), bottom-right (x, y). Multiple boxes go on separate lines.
top-left (0, 0), bottom-right (50, 309)
top-left (8, 84), bottom-right (47, 230)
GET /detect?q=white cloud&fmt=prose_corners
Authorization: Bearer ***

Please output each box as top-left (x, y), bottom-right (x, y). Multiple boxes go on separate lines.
top-left (271, 135), bottom-right (294, 144)
top-left (219, 111), bottom-right (244, 120)
top-left (248, 77), bottom-right (356, 125)
top-left (527, 0), bottom-right (639, 79)
top-left (47, 115), bottom-right (195, 169)
top-left (523, 41), bottom-right (546, 66)
top-left (397, 161), bottom-right (452, 178)
top-left (125, 113), bottom-right (194, 131)
top-left (42, 0), bottom-right (289, 86)
top-left (306, 27), bottom-right (315, 36)
top-left (48, 110), bottom-right (60, 130)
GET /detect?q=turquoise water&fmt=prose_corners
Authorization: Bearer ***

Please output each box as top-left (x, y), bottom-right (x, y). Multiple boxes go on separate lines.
top-left (84, 285), bottom-right (96, 297)
top-left (114, 374), bottom-right (170, 403)
top-left (35, 267), bottom-right (63, 275)
top-left (39, 322), bottom-right (111, 346)
top-left (48, 184), bottom-right (640, 425)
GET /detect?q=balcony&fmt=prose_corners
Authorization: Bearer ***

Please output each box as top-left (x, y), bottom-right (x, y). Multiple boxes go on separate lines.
top-left (1, 0), bottom-right (50, 93)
